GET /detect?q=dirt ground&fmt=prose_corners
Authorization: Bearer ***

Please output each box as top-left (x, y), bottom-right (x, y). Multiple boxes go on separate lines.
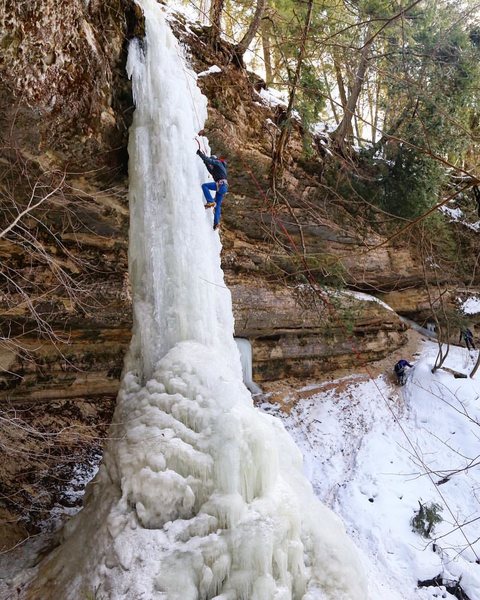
top-left (257, 328), bottom-right (426, 411)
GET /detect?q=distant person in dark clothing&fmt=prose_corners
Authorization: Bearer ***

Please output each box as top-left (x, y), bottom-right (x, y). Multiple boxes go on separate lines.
top-left (196, 135), bottom-right (228, 231)
top-left (394, 359), bottom-right (413, 385)
top-left (459, 328), bottom-right (476, 351)
top-left (473, 186), bottom-right (480, 218)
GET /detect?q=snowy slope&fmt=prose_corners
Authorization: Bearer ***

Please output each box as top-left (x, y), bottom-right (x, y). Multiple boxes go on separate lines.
top-left (266, 341), bottom-right (480, 599)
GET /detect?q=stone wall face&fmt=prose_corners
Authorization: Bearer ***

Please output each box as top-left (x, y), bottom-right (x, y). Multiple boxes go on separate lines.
top-left (230, 282), bottom-right (407, 381)
top-left (0, 0), bottom-right (138, 404)
top-left (0, 0), bottom-right (139, 169)
top-left (0, 2), bottom-right (139, 541)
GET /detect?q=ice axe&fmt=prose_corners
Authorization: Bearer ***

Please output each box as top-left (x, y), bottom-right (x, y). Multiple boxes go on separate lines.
top-left (195, 130), bottom-right (207, 153)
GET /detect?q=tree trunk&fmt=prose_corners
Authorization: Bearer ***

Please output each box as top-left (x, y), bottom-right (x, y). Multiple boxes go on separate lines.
top-left (270, 0), bottom-right (314, 186)
top-left (354, 114), bottom-right (362, 145)
top-left (366, 74), bottom-right (380, 144)
top-left (372, 77), bottom-right (381, 144)
top-left (323, 69), bottom-right (339, 124)
top-left (235, 0), bottom-right (266, 59)
top-left (333, 53), bottom-right (348, 111)
top-left (209, 0), bottom-right (225, 47)
top-left (333, 52), bottom-right (353, 140)
top-left (261, 18), bottom-right (273, 85)
top-left (332, 24), bottom-right (374, 148)
top-left (199, 0), bottom-right (210, 24)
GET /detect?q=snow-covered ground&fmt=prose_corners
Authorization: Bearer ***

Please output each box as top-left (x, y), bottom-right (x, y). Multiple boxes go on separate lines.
top-left (263, 340), bottom-right (480, 599)
top-left (461, 296), bottom-right (480, 316)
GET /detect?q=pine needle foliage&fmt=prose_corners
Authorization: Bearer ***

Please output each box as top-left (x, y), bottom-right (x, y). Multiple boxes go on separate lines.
top-left (411, 501), bottom-right (443, 538)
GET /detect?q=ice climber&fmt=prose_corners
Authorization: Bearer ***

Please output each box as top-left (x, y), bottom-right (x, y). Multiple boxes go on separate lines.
top-left (459, 328), bottom-right (476, 351)
top-left (196, 140), bottom-right (228, 231)
top-left (394, 359), bottom-right (413, 385)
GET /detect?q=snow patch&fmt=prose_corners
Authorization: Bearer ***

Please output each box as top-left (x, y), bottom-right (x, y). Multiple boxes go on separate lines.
top-left (197, 65), bottom-right (222, 77)
top-left (257, 87), bottom-right (288, 107)
top-left (460, 296), bottom-right (480, 315)
top-left (440, 204), bottom-right (480, 232)
top-left (339, 289), bottom-right (395, 312)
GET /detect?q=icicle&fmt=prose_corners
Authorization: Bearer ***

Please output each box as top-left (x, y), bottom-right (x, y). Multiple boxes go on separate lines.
top-left (235, 337), bottom-right (263, 394)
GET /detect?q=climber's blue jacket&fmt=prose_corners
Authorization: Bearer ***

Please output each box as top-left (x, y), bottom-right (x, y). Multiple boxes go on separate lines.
top-left (197, 150), bottom-right (228, 182)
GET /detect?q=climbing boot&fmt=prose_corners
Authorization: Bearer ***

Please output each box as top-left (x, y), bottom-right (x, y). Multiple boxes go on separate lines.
top-left (213, 223), bottom-right (220, 231)
top-left (204, 202), bottom-right (216, 209)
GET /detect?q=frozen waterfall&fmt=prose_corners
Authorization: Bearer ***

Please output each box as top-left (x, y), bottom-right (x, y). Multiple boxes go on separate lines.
top-left (27, 1), bottom-right (368, 598)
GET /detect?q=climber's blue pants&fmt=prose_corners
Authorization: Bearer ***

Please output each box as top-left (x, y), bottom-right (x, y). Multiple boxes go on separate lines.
top-left (202, 181), bottom-right (228, 226)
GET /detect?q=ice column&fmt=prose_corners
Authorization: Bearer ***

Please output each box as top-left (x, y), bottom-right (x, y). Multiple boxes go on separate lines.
top-left (126, 0), bottom-right (239, 380)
